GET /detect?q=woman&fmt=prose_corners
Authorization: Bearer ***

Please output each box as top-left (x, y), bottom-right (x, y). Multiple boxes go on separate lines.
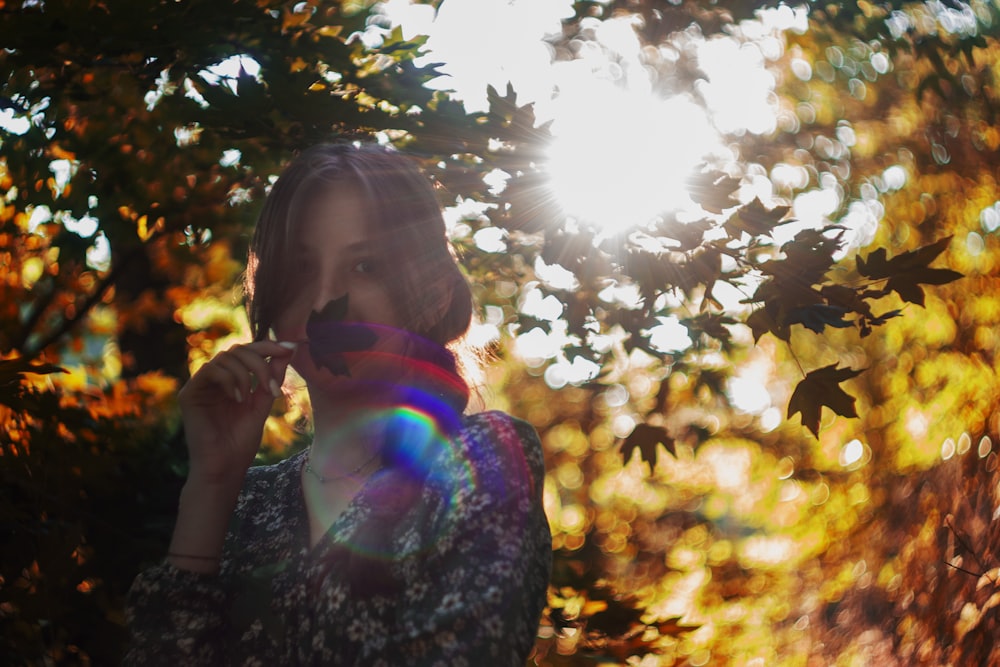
top-left (125, 144), bottom-right (552, 665)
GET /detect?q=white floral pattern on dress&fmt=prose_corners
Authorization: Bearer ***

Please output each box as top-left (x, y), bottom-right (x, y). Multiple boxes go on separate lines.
top-left (124, 411), bottom-right (551, 666)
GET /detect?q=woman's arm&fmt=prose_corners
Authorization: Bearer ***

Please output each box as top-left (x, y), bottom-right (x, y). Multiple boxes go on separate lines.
top-left (123, 558), bottom-right (233, 665)
top-left (122, 478), bottom-right (248, 665)
top-left (123, 340), bottom-right (296, 664)
top-left (165, 478), bottom-right (243, 572)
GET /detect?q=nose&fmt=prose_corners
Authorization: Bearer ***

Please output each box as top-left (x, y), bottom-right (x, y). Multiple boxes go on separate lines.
top-left (310, 289), bottom-right (351, 321)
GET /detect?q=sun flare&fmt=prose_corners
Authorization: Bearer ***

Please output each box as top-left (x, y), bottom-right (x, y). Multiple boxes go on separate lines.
top-left (544, 85), bottom-right (722, 232)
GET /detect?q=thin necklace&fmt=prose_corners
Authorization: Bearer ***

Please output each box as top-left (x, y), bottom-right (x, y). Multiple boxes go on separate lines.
top-left (304, 448), bottom-right (381, 484)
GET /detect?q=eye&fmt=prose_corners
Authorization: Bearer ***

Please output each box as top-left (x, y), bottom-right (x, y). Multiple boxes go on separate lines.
top-left (353, 259), bottom-right (377, 274)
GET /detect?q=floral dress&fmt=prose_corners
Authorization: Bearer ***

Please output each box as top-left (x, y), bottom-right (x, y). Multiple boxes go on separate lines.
top-left (124, 411), bottom-right (552, 666)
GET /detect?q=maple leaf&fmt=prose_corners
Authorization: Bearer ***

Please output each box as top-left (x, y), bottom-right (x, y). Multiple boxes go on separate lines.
top-left (626, 248), bottom-right (674, 294)
top-left (765, 225), bottom-right (846, 288)
top-left (687, 169), bottom-right (740, 214)
top-left (746, 306), bottom-right (784, 342)
top-left (305, 295), bottom-right (378, 377)
top-left (672, 247), bottom-right (722, 299)
top-left (726, 197), bottom-right (792, 238)
top-left (856, 236), bottom-right (963, 306)
top-left (681, 312), bottom-right (738, 350)
top-left (745, 281), bottom-right (829, 342)
top-left (657, 217), bottom-right (712, 251)
top-left (820, 283), bottom-right (872, 317)
top-left (787, 364), bottom-right (865, 437)
top-left (620, 423), bottom-right (675, 468)
top-left (785, 304), bottom-right (853, 333)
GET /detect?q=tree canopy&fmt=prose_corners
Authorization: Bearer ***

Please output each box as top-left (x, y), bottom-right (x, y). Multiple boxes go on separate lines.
top-left (2, 0), bottom-right (998, 664)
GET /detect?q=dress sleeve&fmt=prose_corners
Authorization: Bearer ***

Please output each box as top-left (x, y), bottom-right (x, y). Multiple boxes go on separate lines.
top-left (122, 563), bottom-right (232, 665)
top-left (372, 412), bottom-right (552, 667)
top-left (122, 468), bottom-right (272, 666)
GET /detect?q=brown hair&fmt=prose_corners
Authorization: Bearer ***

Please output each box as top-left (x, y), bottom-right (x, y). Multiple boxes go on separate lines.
top-left (244, 143), bottom-right (476, 407)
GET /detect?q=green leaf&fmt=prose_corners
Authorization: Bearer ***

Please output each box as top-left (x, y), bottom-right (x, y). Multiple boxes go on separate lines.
top-left (787, 364), bottom-right (865, 437)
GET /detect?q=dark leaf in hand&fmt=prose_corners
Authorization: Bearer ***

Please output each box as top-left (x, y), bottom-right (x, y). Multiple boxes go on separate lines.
top-left (620, 423), bottom-right (675, 468)
top-left (306, 295), bottom-right (378, 377)
top-left (787, 364), bottom-right (865, 437)
top-left (309, 294), bottom-right (350, 324)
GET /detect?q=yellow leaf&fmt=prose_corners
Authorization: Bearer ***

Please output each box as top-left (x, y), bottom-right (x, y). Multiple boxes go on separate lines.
top-left (315, 25), bottom-right (342, 38)
top-left (137, 215), bottom-right (152, 241)
top-left (21, 257), bottom-right (43, 289)
top-left (281, 5), bottom-right (312, 32)
top-left (49, 144), bottom-right (76, 161)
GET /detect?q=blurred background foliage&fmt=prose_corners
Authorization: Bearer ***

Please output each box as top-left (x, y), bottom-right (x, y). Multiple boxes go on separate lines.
top-left (1, 0), bottom-right (998, 664)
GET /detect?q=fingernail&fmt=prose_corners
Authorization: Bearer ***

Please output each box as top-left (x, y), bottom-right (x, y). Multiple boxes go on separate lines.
top-left (234, 388), bottom-right (243, 403)
top-left (269, 379), bottom-right (281, 398)
top-left (278, 341), bottom-right (297, 350)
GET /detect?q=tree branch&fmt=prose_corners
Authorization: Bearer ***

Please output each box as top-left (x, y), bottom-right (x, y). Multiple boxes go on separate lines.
top-left (23, 231), bottom-right (168, 362)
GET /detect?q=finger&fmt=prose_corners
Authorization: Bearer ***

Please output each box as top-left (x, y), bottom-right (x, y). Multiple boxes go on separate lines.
top-left (264, 341), bottom-right (297, 395)
top-left (225, 346), bottom-right (289, 398)
top-left (267, 353), bottom-right (293, 393)
top-left (191, 341), bottom-right (296, 405)
top-left (181, 355), bottom-right (246, 406)
top-left (244, 355), bottom-right (297, 413)
top-left (243, 339), bottom-right (299, 359)
top-left (211, 352), bottom-right (256, 403)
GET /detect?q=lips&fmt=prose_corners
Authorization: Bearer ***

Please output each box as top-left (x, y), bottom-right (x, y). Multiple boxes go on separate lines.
top-left (305, 295), bottom-right (378, 377)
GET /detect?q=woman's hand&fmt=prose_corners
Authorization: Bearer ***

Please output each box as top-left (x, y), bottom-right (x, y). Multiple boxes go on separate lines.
top-left (177, 340), bottom-right (297, 487)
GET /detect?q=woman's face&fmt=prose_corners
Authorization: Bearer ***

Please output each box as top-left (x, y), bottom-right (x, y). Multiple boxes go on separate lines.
top-left (271, 181), bottom-right (405, 390)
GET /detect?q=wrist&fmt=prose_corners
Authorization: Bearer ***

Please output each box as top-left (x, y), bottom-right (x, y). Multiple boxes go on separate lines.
top-left (168, 478), bottom-right (243, 574)
top-left (184, 468), bottom-right (248, 494)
